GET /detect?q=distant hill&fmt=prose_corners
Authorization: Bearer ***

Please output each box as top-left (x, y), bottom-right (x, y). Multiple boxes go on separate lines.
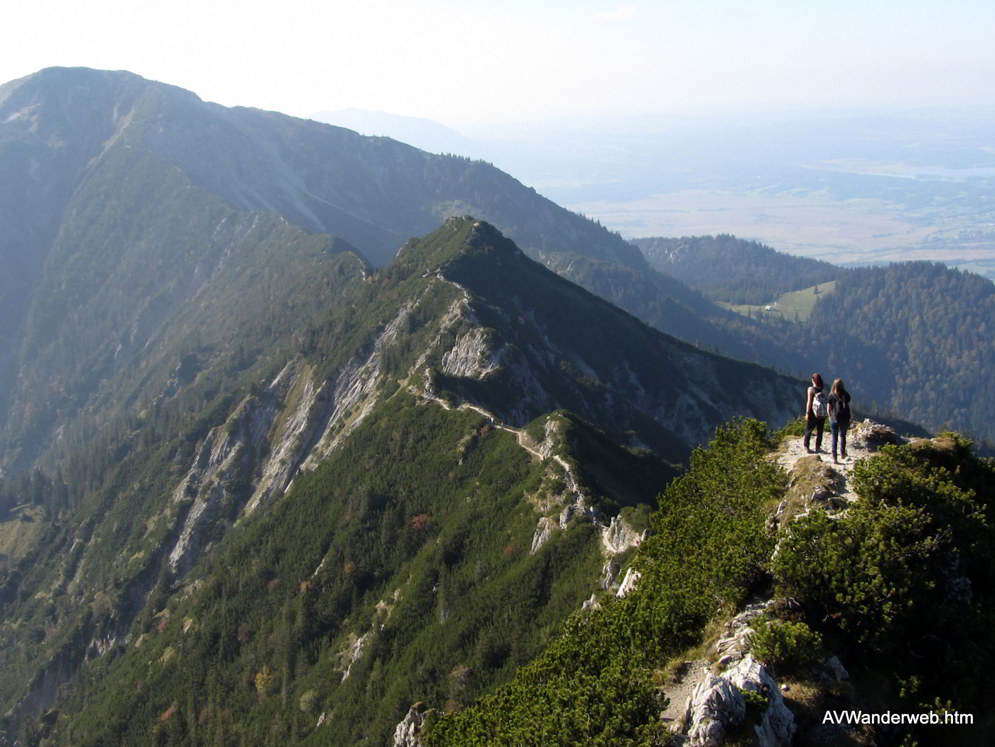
top-left (634, 234), bottom-right (841, 305)
top-left (0, 67), bottom-right (646, 272)
top-left (634, 232), bottom-right (995, 443)
top-left (311, 108), bottom-right (478, 157)
top-left (806, 261), bottom-right (995, 440)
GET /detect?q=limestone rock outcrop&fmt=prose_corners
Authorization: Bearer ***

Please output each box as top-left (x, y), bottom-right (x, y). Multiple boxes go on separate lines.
top-left (682, 654), bottom-right (794, 747)
top-left (392, 703), bottom-right (430, 747)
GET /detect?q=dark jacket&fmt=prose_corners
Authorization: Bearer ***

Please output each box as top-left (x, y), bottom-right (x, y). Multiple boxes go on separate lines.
top-left (828, 391), bottom-right (851, 423)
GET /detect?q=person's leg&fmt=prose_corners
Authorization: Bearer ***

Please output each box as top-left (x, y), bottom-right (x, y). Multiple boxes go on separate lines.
top-left (831, 422), bottom-right (839, 462)
top-left (840, 423), bottom-right (848, 459)
top-left (815, 418), bottom-right (825, 452)
top-left (804, 416), bottom-right (814, 450)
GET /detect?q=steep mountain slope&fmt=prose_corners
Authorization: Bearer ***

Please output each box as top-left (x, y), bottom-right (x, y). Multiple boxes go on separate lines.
top-left (0, 66), bottom-right (789, 460)
top-left (0, 218), bottom-right (802, 743)
top-left (0, 67), bottom-right (644, 273)
top-left (407, 220), bottom-right (799, 454)
top-left (0, 142), bottom-right (368, 473)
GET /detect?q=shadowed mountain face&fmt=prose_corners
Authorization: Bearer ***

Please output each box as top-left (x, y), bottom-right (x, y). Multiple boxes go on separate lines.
top-left (404, 219), bottom-right (800, 458)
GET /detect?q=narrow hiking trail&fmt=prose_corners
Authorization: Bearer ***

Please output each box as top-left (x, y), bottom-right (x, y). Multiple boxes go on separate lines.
top-left (415, 389), bottom-right (604, 552)
top-left (416, 390), bottom-right (578, 484)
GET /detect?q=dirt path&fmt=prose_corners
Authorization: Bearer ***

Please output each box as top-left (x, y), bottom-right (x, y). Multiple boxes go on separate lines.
top-left (660, 659), bottom-right (711, 727)
top-left (775, 419), bottom-right (897, 507)
top-left (417, 390), bottom-right (580, 486)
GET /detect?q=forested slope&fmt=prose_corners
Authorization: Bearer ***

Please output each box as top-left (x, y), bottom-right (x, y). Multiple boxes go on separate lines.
top-left (749, 261), bottom-right (995, 443)
top-left (0, 219), bottom-right (802, 744)
top-left (812, 262), bottom-right (994, 438)
top-left (635, 234), bottom-right (841, 305)
top-left (636, 233), bottom-right (995, 444)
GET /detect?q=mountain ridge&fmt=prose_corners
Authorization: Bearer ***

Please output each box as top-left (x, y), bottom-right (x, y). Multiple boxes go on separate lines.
top-left (0, 217), bottom-right (804, 743)
top-left (2, 68), bottom-right (789, 327)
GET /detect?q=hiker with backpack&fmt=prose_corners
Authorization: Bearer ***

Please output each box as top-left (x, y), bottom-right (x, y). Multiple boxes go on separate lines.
top-left (804, 373), bottom-right (827, 453)
top-left (828, 378), bottom-right (852, 464)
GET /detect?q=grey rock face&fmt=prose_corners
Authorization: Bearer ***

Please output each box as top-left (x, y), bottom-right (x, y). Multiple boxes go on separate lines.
top-left (615, 566), bottom-right (642, 598)
top-left (684, 673), bottom-right (746, 746)
top-left (678, 602), bottom-right (795, 747)
top-left (392, 703), bottom-right (429, 747)
top-left (682, 655), bottom-right (795, 747)
top-left (725, 655), bottom-right (795, 747)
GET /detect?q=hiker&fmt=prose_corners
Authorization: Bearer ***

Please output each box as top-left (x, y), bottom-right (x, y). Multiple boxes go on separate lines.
top-left (828, 378), bottom-right (852, 464)
top-left (804, 373), bottom-right (827, 453)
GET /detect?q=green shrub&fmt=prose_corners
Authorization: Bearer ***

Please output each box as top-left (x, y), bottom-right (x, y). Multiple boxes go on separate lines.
top-left (298, 689), bottom-right (318, 715)
top-left (741, 686), bottom-right (770, 722)
top-left (774, 417), bottom-right (806, 444)
top-left (749, 617), bottom-right (822, 672)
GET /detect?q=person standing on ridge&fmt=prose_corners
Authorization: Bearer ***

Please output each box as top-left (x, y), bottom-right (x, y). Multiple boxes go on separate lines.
top-left (827, 378), bottom-right (852, 464)
top-left (804, 373), bottom-right (827, 453)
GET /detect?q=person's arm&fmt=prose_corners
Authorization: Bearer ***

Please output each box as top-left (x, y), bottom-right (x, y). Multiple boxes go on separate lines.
top-left (805, 387), bottom-right (813, 418)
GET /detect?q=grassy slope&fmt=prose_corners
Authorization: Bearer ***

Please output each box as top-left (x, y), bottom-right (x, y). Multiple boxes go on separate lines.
top-left (721, 280), bottom-right (838, 322)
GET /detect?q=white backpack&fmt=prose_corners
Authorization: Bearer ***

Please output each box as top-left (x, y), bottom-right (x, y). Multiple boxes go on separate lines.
top-left (812, 389), bottom-right (828, 418)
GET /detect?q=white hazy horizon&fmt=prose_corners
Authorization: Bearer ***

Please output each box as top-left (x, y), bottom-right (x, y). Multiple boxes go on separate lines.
top-left (5, 0), bottom-right (995, 126)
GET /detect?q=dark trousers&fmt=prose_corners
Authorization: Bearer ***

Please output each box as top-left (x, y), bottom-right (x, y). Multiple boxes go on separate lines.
top-left (804, 415), bottom-right (825, 451)
top-left (831, 420), bottom-right (849, 458)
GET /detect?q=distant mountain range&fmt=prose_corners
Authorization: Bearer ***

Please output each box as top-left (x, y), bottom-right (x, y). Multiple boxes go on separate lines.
top-left (311, 109), bottom-right (478, 158)
top-left (316, 107), bottom-right (995, 281)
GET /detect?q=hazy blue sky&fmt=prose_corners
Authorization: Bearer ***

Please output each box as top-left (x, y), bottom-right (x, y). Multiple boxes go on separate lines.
top-left (5, 0), bottom-right (994, 123)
